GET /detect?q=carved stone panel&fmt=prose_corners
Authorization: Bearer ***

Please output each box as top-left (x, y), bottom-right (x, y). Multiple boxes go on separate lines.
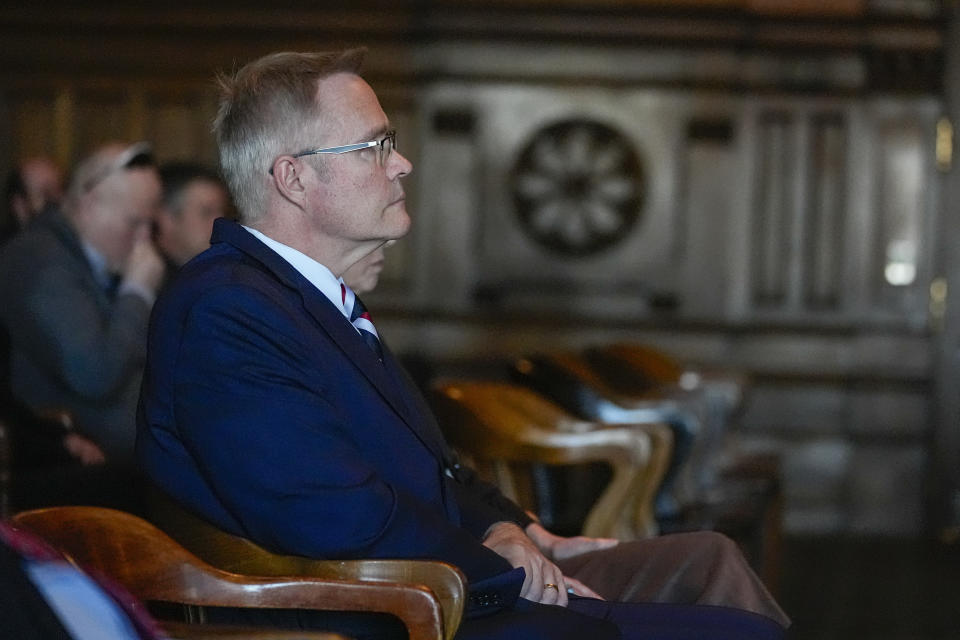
top-left (463, 84), bottom-right (687, 316)
top-left (510, 119), bottom-right (645, 257)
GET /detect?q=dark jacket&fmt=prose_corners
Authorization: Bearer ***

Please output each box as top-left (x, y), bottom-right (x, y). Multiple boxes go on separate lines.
top-left (0, 208), bottom-right (149, 462)
top-left (137, 219), bottom-right (525, 594)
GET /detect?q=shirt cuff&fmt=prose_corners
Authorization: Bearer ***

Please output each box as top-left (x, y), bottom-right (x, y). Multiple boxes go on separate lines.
top-left (117, 281), bottom-right (156, 306)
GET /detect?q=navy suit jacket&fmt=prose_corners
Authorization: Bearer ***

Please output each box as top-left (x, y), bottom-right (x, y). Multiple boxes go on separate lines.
top-left (136, 219), bottom-right (520, 590)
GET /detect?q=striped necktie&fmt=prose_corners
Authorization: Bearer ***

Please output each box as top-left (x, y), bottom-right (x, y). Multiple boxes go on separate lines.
top-left (341, 283), bottom-right (383, 361)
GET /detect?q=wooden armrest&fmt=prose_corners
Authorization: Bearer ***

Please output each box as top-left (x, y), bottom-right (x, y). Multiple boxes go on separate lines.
top-left (514, 353), bottom-right (696, 427)
top-left (432, 381), bottom-right (673, 539)
top-left (12, 506), bottom-right (457, 640)
top-left (149, 493), bottom-right (465, 640)
top-left (588, 343), bottom-right (685, 387)
top-left (173, 574), bottom-right (445, 638)
top-left (526, 352), bottom-right (662, 406)
top-left (161, 621), bottom-right (348, 640)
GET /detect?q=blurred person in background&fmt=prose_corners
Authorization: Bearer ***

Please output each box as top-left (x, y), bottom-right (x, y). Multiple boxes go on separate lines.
top-left (2, 157), bottom-right (64, 244)
top-left (0, 142), bottom-right (164, 467)
top-left (342, 243), bottom-right (387, 294)
top-left (154, 163), bottom-right (230, 276)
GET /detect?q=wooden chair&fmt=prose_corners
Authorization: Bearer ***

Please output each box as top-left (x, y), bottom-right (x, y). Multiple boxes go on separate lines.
top-left (518, 346), bottom-right (783, 592)
top-left (12, 506), bottom-right (464, 640)
top-left (583, 341), bottom-right (778, 497)
top-left (431, 380), bottom-right (673, 540)
top-left (148, 491), bottom-right (466, 640)
top-left (585, 342), bottom-right (748, 456)
top-left (586, 343), bottom-right (687, 390)
top-left (512, 350), bottom-right (703, 517)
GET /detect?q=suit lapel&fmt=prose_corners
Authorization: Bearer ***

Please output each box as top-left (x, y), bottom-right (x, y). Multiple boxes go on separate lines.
top-left (298, 284), bottom-right (452, 463)
top-left (211, 220), bottom-right (449, 462)
top-left (43, 209), bottom-right (112, 311)
top-left (378, 342), bottom-right (452, 461)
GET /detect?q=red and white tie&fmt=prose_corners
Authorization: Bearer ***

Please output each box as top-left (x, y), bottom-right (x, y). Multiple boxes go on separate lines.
top-left (341, 283), bottom-right (383, 360)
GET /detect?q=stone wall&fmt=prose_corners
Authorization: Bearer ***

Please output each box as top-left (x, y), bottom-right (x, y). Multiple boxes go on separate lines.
top-left (0, 0), bottom-right (949, 535)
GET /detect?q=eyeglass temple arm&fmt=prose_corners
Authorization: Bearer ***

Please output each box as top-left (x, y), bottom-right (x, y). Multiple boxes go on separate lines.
top-left (296, 141), bottom-right (379, 158)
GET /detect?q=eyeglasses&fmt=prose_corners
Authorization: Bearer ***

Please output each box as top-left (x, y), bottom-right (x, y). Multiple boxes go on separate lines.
top-left (269, 130), bottom-right (396, 175)
top-left (82, 141), bottom-right (155, 193)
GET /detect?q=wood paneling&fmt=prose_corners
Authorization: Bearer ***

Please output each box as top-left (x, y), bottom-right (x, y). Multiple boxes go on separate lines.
top-left (10, 91), bottom-right (59, 160)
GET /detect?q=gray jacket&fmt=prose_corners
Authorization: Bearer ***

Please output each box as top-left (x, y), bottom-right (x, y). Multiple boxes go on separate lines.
top-left (0, 207), bottom-right (150, 463)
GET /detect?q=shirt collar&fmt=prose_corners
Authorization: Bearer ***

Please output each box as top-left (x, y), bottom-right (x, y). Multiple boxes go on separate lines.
top-left (80, 241), bottom-right (113, 291)
top-left (242, 225), bottom-right (349, 320)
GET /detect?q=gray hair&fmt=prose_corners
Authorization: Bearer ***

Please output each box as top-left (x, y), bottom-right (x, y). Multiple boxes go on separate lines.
top-left (212, 49), bottom-right (365, 224)
top-left (64, 141), bottom-right (155, 215)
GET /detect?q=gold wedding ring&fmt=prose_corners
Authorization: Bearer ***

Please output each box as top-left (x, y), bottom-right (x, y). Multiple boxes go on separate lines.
top-left (544, 583), bottom-right (559, 591)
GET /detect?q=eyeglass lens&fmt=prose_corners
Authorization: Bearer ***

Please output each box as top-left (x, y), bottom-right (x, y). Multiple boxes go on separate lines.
top-left (379, 132), bottom-right (396, 166)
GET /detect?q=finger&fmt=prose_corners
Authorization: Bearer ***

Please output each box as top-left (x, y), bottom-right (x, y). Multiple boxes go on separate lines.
top-left (590, 537), bottom-right (619, 550)
top-left (539, 581), bottom-right (560, 605)
top-left (552, 574), bottom-right (569, 607)
top-left (521, 558), bottom-right (544, 602)
top-left (532, 559), bottom-right (562, 605)
top-left (561, 536), bottom-right (620, 558)
top-left (564, 576), bottom-right (604, 600)
top-left (519, 564), bottom-right (535, 600)
top-left (541, 567), bottom-right (567, 607)
top-left (540, 583), bottom-right (559, 605)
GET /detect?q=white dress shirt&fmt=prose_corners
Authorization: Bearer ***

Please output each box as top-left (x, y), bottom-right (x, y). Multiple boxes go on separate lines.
top-left (242, 226), bottom-right (351, 321)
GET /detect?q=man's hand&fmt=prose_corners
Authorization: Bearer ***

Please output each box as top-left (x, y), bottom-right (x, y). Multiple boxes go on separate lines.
top-left (122, 238), bottom-right (165, 293)
top-left (525, 522), bottom-right (619, 561)
top-left (482, 522), bottom-right (570, 606)
top-left (563, 576), bottom-right (604, 600)
top-left (62, 433), bottom-right (106, 465)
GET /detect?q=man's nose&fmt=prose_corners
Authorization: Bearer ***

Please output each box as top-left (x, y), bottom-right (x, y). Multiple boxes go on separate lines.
top-left (388, 150), bottom-right (413, 179)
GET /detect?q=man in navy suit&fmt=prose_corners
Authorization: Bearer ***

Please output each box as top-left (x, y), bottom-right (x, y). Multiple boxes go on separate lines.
top-left (137, 49), bottom-right (786, 640)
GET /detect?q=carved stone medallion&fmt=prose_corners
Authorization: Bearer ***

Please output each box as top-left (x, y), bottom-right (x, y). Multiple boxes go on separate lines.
top-left (512, 119), bottom-right (644, 256)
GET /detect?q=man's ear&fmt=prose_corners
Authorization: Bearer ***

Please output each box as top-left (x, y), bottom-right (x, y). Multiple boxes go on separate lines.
top-left (272, 157), bottom-right (307, 209)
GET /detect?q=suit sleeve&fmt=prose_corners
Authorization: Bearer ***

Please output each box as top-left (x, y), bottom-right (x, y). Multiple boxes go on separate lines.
top-left (450, 462), bottom-right (535, 536)
top-left (166, 283), bottom-right (512, 583)
top-left (20, 261), bottom-right (149, 399)
top-left (390, 361), bottom-right (535, 538)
